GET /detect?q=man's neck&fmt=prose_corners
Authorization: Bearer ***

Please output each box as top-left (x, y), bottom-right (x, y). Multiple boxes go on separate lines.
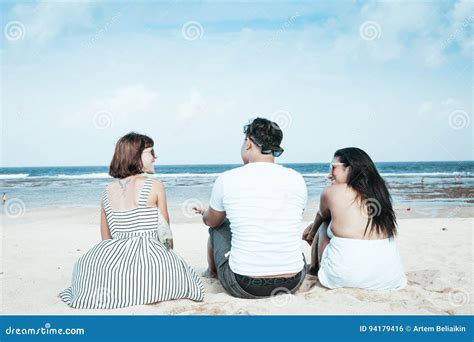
top-left (247, 154), bottom-right (275, 164)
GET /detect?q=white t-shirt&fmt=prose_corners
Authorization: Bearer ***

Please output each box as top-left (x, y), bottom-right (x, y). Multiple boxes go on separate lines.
top-left (209, 162), bottom-right (308, 276)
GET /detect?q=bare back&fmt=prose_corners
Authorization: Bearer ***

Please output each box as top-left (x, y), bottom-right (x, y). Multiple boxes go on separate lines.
top-left (326, 184), bottom-right (388, 240)
top-left (101, 175), bottom-right (171, 240)
top-left (106, 175), bottom-right (161, 211)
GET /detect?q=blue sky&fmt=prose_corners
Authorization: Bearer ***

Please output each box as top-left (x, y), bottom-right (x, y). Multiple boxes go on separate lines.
top-left (1, 0), bottom-right (472, 166)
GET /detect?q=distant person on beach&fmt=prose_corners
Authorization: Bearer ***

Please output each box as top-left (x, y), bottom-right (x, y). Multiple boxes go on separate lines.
top-left (60, 132), bottom-right (204, 308)
top-left (194, 118), bottom-right (307, 298)
top-left (302, 147), bottom-right (406, 290)
top-left (2, 193), bottom-right (6, 206)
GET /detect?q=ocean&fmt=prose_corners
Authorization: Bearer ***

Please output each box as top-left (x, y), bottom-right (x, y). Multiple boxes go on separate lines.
top-left (0, 161), bottom-right (473, 210)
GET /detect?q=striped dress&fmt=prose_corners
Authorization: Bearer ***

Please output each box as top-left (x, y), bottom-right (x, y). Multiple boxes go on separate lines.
top-left (60, 178), bottom-right (204, 309)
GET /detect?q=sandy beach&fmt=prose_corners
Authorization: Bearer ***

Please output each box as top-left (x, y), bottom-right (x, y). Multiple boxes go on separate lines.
top-left (1, 205), bottom-right (472, 316)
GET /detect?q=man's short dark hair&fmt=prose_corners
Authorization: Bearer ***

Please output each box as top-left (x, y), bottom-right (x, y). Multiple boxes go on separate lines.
top-left (243, 118), bottom-right (284, 157)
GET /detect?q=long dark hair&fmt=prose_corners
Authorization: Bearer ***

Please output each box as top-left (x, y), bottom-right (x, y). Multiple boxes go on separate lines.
top-left (109, 132), bottom-right (154, 179)
top-left (334, 147), bottom-right (397, 238)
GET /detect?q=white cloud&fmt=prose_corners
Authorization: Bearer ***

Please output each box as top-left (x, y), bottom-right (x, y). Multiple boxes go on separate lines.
top-left (106, 84), bottom-right (159, 115)
top-left (9, 0), bottom-right (93, 43)
top-left (452, 0), bottom-right (474, 22)
top-left (177, 87), bottom-right (209, 122)
top-left (449, 0), bottom-right (474, 57)
top-left (417, 98), bottom-right (468, 122)
top-left (60, 83), bottom-right (159, 129)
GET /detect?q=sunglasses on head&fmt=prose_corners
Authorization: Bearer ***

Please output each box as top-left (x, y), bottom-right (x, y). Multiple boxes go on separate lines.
top-left (247, 136), bottom-right (284, 157)
top-left (142, 147), bottom-right (156, 158)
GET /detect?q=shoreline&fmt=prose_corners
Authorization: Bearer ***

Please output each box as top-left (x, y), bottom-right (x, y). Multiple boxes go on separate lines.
top-left (2, 203), bottom-right (472, 223)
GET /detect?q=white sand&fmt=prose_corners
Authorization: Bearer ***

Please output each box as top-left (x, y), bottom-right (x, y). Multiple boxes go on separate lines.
top-left (1, 208), bottom-right (472, 315)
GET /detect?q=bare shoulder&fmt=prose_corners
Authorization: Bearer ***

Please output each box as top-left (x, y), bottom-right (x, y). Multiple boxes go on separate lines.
top-left (321, 184), bottom-right (352, 202)
top-left (322, 183), bottom-right (349, 199)
top-left (105, 179), bottom-right (117, 191)
top-left (150, 178), bottom-right (166, 192)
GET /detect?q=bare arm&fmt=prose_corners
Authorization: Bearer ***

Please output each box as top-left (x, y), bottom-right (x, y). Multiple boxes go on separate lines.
top-left (156, 181), bottom-right (170, 224)
top-left (155, 180), bottom-right (173, 249)
top-left (302, 187), bottom-right (331, 245)
top-left (100, 206), bottom-right (112, 240)
top-left (193, 205), bottom-right (226, 228)
top-left (203, 207), bottom-right (226, 228)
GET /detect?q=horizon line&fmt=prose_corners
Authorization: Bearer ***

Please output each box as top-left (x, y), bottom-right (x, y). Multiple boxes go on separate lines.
top-left (1, 160), bottom-right (473, 168)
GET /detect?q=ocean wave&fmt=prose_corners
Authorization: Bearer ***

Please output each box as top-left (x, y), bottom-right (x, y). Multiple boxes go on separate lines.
top-left (303, 172), bottom-right (471, 177)
top-left (302, 173), bottom-right (331, 177)
top-left (157, 173), bottom-right (221, 178)
top-left (0, 171), bottom-right (471, 180)
top-left (380, 172), bottom-right (472, 177)
top-left (0, 173), bottom-right (29, 179)
top-left (35, 173), bottom-right (112, 179)
top-left (0, 172), bottom-right (221, 180)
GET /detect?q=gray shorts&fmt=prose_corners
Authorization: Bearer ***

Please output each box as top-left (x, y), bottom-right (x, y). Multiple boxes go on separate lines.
top-left (208, 219), bottom-right (306, 299)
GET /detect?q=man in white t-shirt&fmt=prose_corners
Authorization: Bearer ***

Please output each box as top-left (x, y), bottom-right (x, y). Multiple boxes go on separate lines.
top-left (194, 118), bottom-right (308, 299)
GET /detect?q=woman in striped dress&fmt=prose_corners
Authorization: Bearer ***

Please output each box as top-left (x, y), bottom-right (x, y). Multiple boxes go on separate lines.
top-left (60, 132), bottom-right (204, 309)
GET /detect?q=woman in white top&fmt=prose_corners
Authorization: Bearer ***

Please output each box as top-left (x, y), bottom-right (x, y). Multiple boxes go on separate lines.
top-left (302, 147), bottom-right (406, 290)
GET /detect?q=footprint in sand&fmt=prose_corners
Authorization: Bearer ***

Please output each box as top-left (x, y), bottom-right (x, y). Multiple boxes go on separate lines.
top-left (406, 269), bottom-right (440, 286)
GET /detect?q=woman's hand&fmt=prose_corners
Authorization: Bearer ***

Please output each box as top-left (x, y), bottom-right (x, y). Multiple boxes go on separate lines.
top-left (164, 238), bottom-right (174, 250)
top-left (302, 222), bottom-right (316, 245)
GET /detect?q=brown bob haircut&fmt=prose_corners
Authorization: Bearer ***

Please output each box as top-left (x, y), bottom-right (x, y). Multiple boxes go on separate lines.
top-left (109, 132), bottom-right (154, 179)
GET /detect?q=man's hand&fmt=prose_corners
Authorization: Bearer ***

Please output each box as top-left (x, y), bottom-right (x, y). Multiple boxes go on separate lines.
top-left (302, 222), bottom-right (316, 246)
top-left (193, 206), bottom-right (205, 215)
